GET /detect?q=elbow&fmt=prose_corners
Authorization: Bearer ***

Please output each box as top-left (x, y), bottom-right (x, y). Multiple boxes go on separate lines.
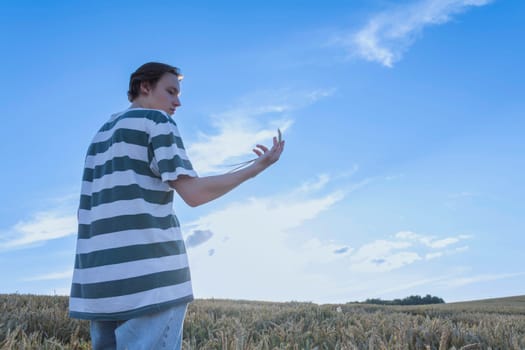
top-left (185, 199), bottom-right (200, 208)
top-left (182, 196), bottom-right (205, 208)
top-left (171, 177), bottom-right (211, 208)
top-left (170, 180), bottom-right (202, 207)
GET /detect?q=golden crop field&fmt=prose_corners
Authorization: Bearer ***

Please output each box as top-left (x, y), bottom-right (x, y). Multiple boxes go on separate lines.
top-left (1, 294), bottom-right (524, 349)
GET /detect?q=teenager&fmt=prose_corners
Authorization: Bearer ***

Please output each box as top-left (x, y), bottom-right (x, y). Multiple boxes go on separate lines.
top-left (69, 62), bottom-right (285, 349)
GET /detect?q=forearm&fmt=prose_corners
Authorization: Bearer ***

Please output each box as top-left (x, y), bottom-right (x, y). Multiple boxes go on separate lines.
top-left (172, 135), bottom-right (285, 207)
top-left (170, 163), bottom-right (264, 207)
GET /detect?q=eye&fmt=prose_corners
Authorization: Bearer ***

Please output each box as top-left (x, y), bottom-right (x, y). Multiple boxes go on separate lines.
top-left (167, 89), bottom-right (180, 97)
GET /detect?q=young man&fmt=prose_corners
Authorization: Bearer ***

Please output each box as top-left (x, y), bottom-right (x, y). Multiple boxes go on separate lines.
top-left (69, 62), bottom-right (285, 349)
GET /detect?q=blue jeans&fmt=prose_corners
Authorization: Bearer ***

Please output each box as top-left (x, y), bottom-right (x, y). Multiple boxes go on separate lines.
top-left (90, 303), bottom-right (188, 350)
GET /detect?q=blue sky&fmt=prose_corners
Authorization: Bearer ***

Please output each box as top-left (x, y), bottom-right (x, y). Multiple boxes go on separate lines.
top-left (0, 0), bottom-right (523, 303)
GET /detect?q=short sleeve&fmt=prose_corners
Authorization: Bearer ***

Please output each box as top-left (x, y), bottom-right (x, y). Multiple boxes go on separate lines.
top-left (147, 111), bottom-right (198, 182)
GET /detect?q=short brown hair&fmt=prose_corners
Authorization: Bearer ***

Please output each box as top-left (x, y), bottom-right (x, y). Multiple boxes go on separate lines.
top-left (127, 62), bottom-right (183, 102)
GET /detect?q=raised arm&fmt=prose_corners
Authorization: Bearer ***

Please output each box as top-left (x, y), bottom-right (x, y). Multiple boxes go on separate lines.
top-left (169, 136), bottom-right (285, 207)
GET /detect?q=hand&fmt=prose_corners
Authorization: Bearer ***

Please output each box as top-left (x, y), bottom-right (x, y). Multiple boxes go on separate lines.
top-left (252, 134), bottom-right (285, 171)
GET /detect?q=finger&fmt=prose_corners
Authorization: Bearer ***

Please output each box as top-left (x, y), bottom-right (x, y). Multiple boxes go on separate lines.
top-left (275, 140), bottom-right (285, 155)
top-left (256, 144), bottom-right (269, 153)
top-left (253, 148), bottom-right (263, 157)
top-left (273, 139), bottom-right (282, 152)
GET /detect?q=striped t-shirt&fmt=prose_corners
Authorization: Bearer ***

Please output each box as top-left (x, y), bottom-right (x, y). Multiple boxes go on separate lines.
top-left (69, 108), bottom-right (197, 321)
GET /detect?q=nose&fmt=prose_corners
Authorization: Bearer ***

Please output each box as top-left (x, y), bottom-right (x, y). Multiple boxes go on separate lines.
top-left (173, 96), bottom-right (181, 108)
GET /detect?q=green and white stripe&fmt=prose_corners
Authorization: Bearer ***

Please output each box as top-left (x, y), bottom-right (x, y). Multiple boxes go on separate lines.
top-left (69, 108), bottom-right (197, 321)
top-left (69, 283), bottom-right (193, 320)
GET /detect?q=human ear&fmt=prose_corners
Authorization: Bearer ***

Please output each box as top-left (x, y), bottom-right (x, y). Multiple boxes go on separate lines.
top-left (140, 81), bottom-right (152, 95)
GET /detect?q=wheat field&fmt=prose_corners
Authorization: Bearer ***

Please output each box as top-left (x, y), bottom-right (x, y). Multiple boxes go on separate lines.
top-left (1, 294), bottom-right (524, 349)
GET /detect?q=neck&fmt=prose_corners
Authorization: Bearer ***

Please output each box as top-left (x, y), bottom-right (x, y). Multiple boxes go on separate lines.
top-left (130, 97), bottom-right (149, 109)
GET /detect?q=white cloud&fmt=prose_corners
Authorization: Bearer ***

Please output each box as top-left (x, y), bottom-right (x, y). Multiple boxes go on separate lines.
top-left (297, 174), bottom-right (331, 193)
top-left (371, 274), bottom-right (451, 296)
top-left (394, 230), bottom-right (471, 249)
top-left (188, 117), bottom-right (293, 174)
top-left (187, 88), bottom-right (335, 174)
top-left (299, 238), bottom-right (353, 264)
top-left (294, 167), bottom-right (360, 195)
top-left (181, 170), bottom-right (474, 302)
top-left (0, 210), bottom-right (76, 249)
top-left (454, 245), bottom-right (469, 253)
top-left (425, 251), bottom-right (443, 260)
top-left (438, 272), bottom-right (525, 288)
top-left (427, 237), bottom-right (460, 249)
top-left (23, 269), bottom-right (73, 281)
top-left (395, 231), bottom-right (420, 240)
top-left (333, 0), bottom-right (492, 67)
top-left (184, 175), bottom-right (351, 302)
top-left (0, 171), bottom-right (482, 303)
top-left (349, 240), bottom-right (421, 273)
top-left (345, 230), bottom-right (471, 273)
top-left (424, 244), bottom-right (469, 260)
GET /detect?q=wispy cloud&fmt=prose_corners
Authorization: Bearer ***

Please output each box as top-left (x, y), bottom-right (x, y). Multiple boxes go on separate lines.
top-left (438, 272), bottom-right (525, 288)
top-left (295, 166), bottom-right (360, 195)
top-left (395, 231), bottom-right (471, 249)
top-left (0, 210), bottom-right (76, 250)
top-left (297, 174), bottom-right (332, 193)
top-left (183, 173), bottom-right (351, 301)
top-left (345, 231), bottom-right (471, 273)
top-left (187, 88), bottom-right (335, 174)
top-left (181, 168), bottom-right (475, 302)
top-left (333, 0), bottom-right (492, 67)
top-left (418, 246), bottom-right (469, 264)
top-left (23, 269), bottom-right (73, 281)
top-left (349, 240), bottom-right (421, 273)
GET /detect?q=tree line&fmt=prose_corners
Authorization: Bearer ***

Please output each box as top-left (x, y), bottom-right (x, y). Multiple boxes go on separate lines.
top-left (364, 294), bottom-right (445, 305)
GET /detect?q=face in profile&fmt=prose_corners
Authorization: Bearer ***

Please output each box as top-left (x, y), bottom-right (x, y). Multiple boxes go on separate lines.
top-left (139, 73), bottom-right (181, 116)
